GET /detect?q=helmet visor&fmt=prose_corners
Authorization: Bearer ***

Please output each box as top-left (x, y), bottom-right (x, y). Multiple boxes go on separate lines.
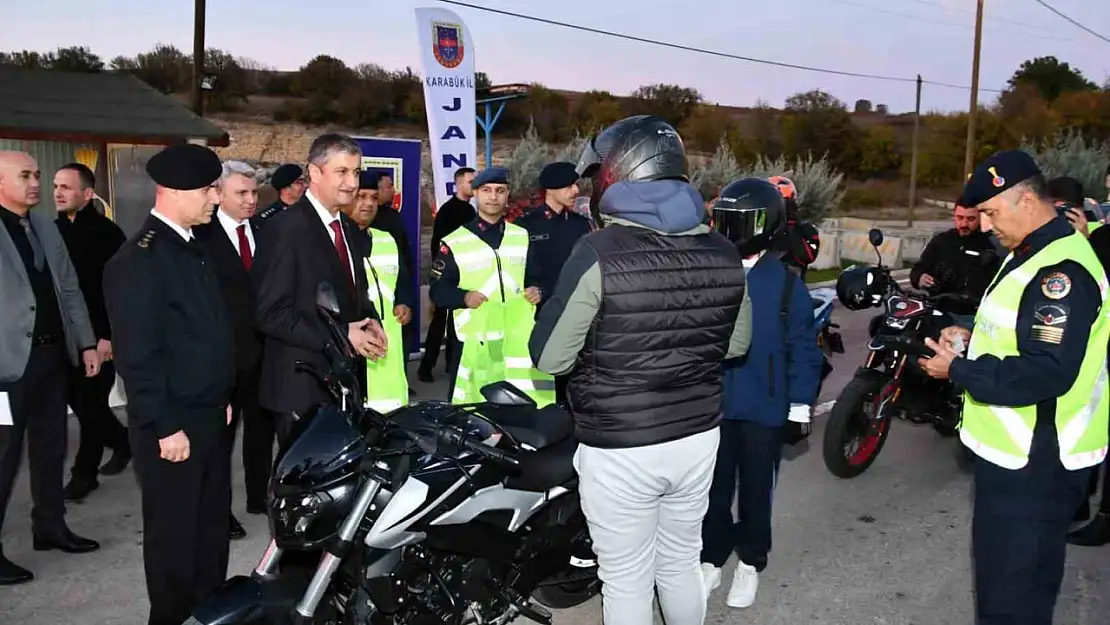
top-left (712, 202), bottom-right (766, 243)
top-left (575, 137), bottom-right (603, 178)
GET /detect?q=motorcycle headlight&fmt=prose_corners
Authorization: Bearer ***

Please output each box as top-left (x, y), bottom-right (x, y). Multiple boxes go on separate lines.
top-left (885, 317), bottom-right (910, 330)
top-left (269, 478), bottom-right (359, 550)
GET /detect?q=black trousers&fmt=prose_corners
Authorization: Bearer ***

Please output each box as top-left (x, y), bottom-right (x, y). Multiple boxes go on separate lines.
top-left (228, 366), bottom-right (271, 508)
top-left (131, 419), bottom-right (230, 625)
top-left (0, 343), bottom-right (70, 537)
top-left (701, 420), bottom-right (782, 572)
top-left (419, 307), bottom-right (457, 373)
top-left (68, 361), bottom-right (129, 480)
top-left (972, 419), bottom-right (1092, 625)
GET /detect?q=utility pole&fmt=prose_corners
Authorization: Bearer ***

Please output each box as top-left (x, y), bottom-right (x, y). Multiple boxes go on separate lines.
top-left (191, 0), bottom-right (206, 116)
top-left (908, 74), bottom-right (922, 227)
top-left (963, 0), bottom-right (985, 179)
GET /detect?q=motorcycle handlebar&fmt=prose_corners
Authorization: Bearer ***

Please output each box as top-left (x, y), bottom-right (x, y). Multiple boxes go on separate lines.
top-left (435, 425), bottom-right (522, 471)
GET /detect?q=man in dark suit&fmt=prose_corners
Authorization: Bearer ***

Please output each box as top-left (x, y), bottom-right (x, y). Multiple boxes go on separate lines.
top-left (252, 134), bottom-right (387, 440)
top-left (194, 160), bottom-right (268, 541)
top-left (52, 163), bottom-right (131, 502)
top-left (0, 151), bottom-right (101, 585)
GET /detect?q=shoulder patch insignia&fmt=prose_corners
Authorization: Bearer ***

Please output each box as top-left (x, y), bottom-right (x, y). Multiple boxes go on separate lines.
top-left (137, 229), bottom-right (157, 249)
top-left (1033, 303), bottom-right (1069, 326)
top-left (1041, 272), bottom-right (1071, 300)
top-left (439, 243), bottom-right (451, 257)
top-left (530, 233), bottom-right (550, 242)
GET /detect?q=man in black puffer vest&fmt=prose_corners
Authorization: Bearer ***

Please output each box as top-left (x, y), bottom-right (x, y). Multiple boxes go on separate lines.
top-left (529, 115), bottom-right (751, 625)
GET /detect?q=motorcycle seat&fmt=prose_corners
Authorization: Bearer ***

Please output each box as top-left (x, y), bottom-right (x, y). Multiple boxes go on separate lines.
top-left (490, 404), bottom-right (575, 451)
top-left (505, 434), bottom-right (578, 492)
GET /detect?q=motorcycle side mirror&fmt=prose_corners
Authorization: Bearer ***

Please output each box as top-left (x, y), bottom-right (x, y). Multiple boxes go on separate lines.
top-left (315, 282), bottom-right (342, 321)
top-left (868, 228), bottom-right (884, 247)
top-left (868, 228), bottom-right (885, 266)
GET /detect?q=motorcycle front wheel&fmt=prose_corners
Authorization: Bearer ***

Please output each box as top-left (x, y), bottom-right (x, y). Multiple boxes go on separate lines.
top-left (823, 372), bottom-right (894, 479)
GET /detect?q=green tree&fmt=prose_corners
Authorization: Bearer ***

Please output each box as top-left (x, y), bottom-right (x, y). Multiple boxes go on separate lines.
top-left (571, 90), bottom-right (624, 134)
top-left (202, 48), bottom-right (250, 111)
top-left (0, 50), bottom-right (53, 69)
top-left (293, 55), bottom-right (353, 100)
top-left (624, 84), bottom-right (703, 126)
top-left (50, 46), bottom-right (103, 72)
top-left (857, 125), bottom-right (902, 178)
top-left (780, 89), bottom-right (862, 177)
top-left (679, 106), bottom-right (739, 154)
top-left (475, 71), bottom-right (492, 90)
top-left (1007, 56), bottom-right (1097, 103)
top-left (503, 84), bottom-right (571, 142)
top-left (132, 44), bottom-right (192, 93)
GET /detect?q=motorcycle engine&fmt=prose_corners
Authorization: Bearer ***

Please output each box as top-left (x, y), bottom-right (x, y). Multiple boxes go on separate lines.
top-left (386, 547), bottom-right (510, 625)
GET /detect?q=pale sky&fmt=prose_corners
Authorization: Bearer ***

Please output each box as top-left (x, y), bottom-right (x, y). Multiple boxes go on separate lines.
top-left (8, 0), bottom-right (1110, 114)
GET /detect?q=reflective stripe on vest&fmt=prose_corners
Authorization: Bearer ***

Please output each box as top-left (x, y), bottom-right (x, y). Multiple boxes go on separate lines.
top-left (363, 228), bottom-right (408, 413)
top-left (962, 230), bottom-right (1110, 470)
top-left (444, 224), bottom-right (554, 407)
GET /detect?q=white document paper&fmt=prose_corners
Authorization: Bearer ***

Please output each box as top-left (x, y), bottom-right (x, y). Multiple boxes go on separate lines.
top-left (0, 392), bottom-right (12, 426)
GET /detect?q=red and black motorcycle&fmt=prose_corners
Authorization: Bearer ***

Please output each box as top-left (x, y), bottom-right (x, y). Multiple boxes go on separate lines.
top-left (822, 229), bottom-right (983, 479)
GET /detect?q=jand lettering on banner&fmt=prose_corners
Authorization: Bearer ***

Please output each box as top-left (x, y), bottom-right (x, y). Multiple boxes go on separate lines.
top-left (415, 7), bottom-right (478, 213)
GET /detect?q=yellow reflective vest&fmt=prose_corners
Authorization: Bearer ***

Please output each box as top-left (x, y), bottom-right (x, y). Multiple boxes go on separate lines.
top-left (962, 231), bottom-right (1110, 470)
top-left (443, 223), bottom-right (555, 407)
top-left (363, 228), bottom-right (408, 413)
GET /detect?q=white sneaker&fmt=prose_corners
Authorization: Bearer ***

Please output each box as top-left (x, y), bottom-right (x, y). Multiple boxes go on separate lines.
top-left (699, 562), bottom-right (721, 601)
top-left (726, 561), bottom-right (758, 608)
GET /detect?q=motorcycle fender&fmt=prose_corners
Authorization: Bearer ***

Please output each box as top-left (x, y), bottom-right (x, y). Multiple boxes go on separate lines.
top-left (186, 574), bottom-right (305, 625)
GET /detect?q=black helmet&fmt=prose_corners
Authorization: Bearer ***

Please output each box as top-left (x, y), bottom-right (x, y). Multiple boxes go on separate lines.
top-left (576, 115), bottom-right (688, 206)
top-left (836, 265), bottom-right (887, 311)
top-left (783, 221), bottom-right (821, 268)
top-left (711, 177), bottom-right (787, 257)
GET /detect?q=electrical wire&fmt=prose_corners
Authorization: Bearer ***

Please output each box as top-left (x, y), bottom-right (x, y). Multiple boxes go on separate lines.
top-left (1028, 0), bottom-right (1110, 45)
top-left (436, 0), bottom-right (1002, 93)
top-left (827, 0), bottom-right (1070, 42)
top-left (906, 0), bottom-right (1064, 32)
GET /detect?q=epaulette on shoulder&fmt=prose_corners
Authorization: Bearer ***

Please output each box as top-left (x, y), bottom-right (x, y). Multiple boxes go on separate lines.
top-left (136, 229), bottom-right (158, 249)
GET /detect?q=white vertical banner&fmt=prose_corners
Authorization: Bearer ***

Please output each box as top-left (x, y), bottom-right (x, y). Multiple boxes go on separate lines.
top-left (415, 7), bottom-right (478, 214)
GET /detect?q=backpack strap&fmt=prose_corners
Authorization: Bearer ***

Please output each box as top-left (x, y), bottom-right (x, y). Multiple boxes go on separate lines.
top-left (780, 262), bottom-right (794, 334)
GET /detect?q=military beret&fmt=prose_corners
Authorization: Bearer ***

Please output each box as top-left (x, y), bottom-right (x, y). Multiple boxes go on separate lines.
top-left (472, 167), bottom-right (509, 189)
top-left (270, 163), bottom-right (303, 190)
top-left (539, 161), bottom-right (579, 190)
top-left (359, 170), bottom-right (382, 190)
top-left (145, 144), bottom-right (222, 191)
top-left (961, 150), bottom-right (1042, 207)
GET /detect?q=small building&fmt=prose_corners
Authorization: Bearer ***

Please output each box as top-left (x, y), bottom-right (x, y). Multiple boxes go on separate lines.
top-left (0, 65), bottom-right (229, 236)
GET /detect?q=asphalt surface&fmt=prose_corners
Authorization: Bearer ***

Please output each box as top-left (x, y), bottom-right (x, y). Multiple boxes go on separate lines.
top-left (2, 302), bottom-right (1109, 625)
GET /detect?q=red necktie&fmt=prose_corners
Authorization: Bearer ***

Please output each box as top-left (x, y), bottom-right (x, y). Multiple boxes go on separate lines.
top-left (236, 224), bottom-right (253, 270)
top-left (329, 220), bottom-right (355, 291)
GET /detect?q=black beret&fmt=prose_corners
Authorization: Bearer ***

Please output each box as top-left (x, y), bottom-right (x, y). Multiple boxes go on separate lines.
top-left (472, 167), bottom-right (509, 189)
top-left (539, 161), bottom-right (579, 190)
top-left (270, 163), bottom-right (303, 190)
top-left (145, 144), bottom-right (222, 191)
top-left (1046, 176), bottom-right (1085, 207)
top-left (359, 170), bottom-right (382, 190)
top-left (961, 150), bottom-right (1042, 207)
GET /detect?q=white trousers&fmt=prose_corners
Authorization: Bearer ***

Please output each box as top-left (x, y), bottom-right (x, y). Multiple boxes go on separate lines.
top-left (574, 427), bottom-right (720, 625)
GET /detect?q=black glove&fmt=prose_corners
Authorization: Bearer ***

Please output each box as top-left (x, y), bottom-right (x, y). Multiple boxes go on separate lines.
top-left (783, 420), bottom-right (812, 446)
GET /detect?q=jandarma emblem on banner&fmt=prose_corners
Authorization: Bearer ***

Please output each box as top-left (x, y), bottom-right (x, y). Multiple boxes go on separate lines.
top-left (432, 22), bottom-right (464, 68)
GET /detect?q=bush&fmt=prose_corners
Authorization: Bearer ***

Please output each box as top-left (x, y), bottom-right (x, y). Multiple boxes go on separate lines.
top-left (1022, 130), bottom-right (1110, 201)
top-left (738, 154), bottom-right (845, 222)
top-left (506, 123), bottom-right (551, 200)
top-left (689, 139), bottom-right (742, 200)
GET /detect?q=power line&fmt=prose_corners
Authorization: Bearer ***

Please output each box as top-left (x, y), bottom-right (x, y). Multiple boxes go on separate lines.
top-left (1029, 0), bottom-right (1110, 44)
top-left (905, 0), bottom-right (1063, 32)
top-left (828, 0), bottom-right (1069, 41)
top-left (436, 0), bottom-right (1002, 93)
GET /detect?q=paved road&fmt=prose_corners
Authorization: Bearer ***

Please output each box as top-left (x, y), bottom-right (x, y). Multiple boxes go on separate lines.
top-left (2, 303), bottom-right (1109, 624)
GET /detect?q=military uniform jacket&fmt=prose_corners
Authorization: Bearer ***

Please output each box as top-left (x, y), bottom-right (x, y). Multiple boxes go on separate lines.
top-left (104, 215), bottom-right (236, 439)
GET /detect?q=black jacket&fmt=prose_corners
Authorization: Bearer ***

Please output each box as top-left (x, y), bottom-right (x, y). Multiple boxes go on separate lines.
top-left (514, 204), bottom-right (592, 305)
top-left (529, 180), bottom-right (751, 449)
top-left (910, 229), bottom-right (1001, 301)
top-left (432, 196), bottom-right (476, 253)
top-left (104, 215), bottom-right (235, 439)
top-left (251, 198), bottom-right (377, 415)
top-left (56, 203), bottom-right (126, 340)
top-left (194, 215), bottom-right (263, 373)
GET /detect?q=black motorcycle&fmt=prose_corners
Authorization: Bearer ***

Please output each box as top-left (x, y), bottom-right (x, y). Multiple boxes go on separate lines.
top-left (186, 284), bottom-right (600, 625)
top-left (822, 229), bottom-right (981, 479)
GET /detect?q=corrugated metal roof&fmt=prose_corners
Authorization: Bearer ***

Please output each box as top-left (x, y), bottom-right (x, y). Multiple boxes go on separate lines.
top-left (0, 66), bottom-right (229, 146)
